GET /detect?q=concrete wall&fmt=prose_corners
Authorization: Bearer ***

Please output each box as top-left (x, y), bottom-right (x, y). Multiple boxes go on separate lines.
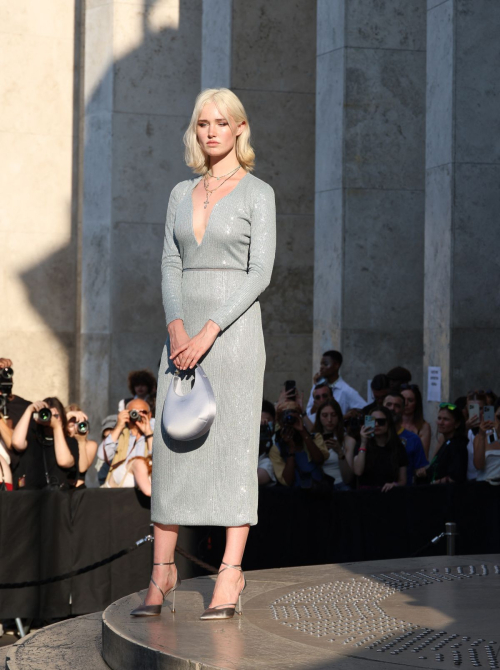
top-left (424, 0), bottom-right (500, 414)
top-left (80, 0), bottom-right (201, 419)
top-left (315, 0), bottom-right (427, 397)
top-left (0, 0), bottom-right (83, 404)
top-left (231, 0), bottom-right (317, 403)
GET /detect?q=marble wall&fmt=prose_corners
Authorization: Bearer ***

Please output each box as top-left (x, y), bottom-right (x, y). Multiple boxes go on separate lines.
top-left (81, 0), bottom-right (201, 420)
top-left (424, 0), bottom-right (500, 415)
top-left (315, 0), bottom-right (427, 397)
top-left (231, 0), bottom-right (317, 403)
top-left (0, 0), bottom-right (83, 405)
top-left (3, 0), bottom-right (499, 437)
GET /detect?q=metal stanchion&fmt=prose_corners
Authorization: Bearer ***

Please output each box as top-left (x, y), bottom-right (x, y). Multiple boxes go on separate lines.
top-left (445, 522), bottom-right (457, 556)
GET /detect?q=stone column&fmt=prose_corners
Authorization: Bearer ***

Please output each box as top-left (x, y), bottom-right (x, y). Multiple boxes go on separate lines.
top-left (231, 0), bottom-right (317, 400)
top-left (80, 0), bottom-right (201, 424)
top-left (202, 0), bottom-right (232, 89)
top-left (314, 0), bottom-right (427, 396)
top-left (424, 0), bottom-right (500, 413)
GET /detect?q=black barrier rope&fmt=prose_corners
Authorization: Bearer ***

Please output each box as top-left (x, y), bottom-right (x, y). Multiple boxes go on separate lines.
top-left (0, 535), bottom-right (217, 589)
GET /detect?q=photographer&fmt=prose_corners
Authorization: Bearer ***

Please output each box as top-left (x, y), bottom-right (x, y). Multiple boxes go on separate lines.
top-left (11, 398), bottom-right (78, 489)
top-left (117, 369), bottom-right (157, 412)
top-left (314, 398), bottom-right (354, 490)
top-left (269, 401), bottom-right (329, 489)
top-left (353, 406), bottom-right (408, 492)
top-left (473, 398), bottom-right (500, 483)
top-left (98, 399), bottom-right (153, 488)
top-left (0, 358), bottom-right (31, 459)
top-left (65, 404), bottom-right (98, 487)
top-left (416, 403), bottom-right (468, 485)
top-left (258, 400), bottom-right (277, 486)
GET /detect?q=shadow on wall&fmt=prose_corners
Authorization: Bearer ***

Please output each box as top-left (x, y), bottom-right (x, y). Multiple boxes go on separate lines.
top-left (19, 0), bottom-right (196, 416)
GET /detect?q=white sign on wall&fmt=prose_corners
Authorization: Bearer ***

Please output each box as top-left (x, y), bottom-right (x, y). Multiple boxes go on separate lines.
top-left (427, 366), bottom-right (442, 402)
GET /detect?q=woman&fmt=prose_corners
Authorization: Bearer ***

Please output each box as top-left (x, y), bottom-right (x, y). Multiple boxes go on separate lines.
top-left (313, 399), bottom-right (354, 490)
top-left (268, 401), bottom-right (329, 489)
top-left (473, 398), bottom-right (500, 484)
top-left (132, 89), bottom-right (276, 621)
top-left (0, 453), bottom-right (13, 491)
top-left (11, 398), bottom-right (78, 489)
top-left (417, 403), bottom-right (468, 485)
top-left (65, 404), bottom-right (98, 487)
top-left (353, 406), bottom-right (407, 492)
top-left (400, 383), bottom-right (431, 458)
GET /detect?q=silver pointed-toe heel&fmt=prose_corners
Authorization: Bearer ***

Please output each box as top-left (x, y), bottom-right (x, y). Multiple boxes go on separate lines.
top-left (130, 561), bottom-right (181, 617)
top-left (200, 561), bottom-right (247, 620)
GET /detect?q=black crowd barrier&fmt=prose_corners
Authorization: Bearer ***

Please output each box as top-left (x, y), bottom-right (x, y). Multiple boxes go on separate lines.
top-left (1, 482), bottom-right (499, 619)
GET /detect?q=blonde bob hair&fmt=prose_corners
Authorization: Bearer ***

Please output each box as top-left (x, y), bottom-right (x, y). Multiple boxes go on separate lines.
top-left (183, 88), bottom-right (255, 175)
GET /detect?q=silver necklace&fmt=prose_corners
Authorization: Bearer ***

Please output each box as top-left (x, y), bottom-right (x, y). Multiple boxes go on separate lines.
top-left (207, 165), bottom-right (241, 181)
top-left (202, 166), bottom-right (241, 209)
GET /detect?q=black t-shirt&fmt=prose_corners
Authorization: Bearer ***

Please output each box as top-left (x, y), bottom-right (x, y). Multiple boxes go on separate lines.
top-left (427, 435), bottom-right (468, 483)
top-left (355, 440), bottom-right (409, 488)
top-left (13, 419), bottom-right (79, 490)
top-left (3, 394), bottom-right (31, 426)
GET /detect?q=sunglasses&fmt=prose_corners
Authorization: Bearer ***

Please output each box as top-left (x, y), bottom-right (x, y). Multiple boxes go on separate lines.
top-left (374, 418), bottom-right (387, 426)
top-left (439, 402), bottom-right (457, 411)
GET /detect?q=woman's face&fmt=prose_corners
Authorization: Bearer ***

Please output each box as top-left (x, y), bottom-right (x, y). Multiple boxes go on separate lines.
top-left (437, 410), bottom-right (457, 435)
top-left (371, 410), bottom-right (388, 437)
top-left (196, 101), bottom-right (242, 159)
top-left (402, 390), bottom-right (416, 416)
top-left (320, 406), bottom-right (338, 433)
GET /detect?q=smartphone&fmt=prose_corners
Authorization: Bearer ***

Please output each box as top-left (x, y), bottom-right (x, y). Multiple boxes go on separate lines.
top-left (284, 379), bottom-right (297, 400)
top-left (323, 432), bottom-right (334, 441)
top-left (484, 405), bottom-right (495, 422)
top-left (469, 402), bottom-right (481, 422)
top-left (364, 415), bottom-right (376, 435)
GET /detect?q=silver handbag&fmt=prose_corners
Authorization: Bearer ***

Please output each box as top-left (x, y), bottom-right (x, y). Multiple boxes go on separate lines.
top-left (162, 364), bottom-right (216, 441)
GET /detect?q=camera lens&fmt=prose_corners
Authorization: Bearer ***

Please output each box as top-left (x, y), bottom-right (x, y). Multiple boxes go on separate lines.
top-left (129, 409), bottom-right (140, 421)
top-left (283, 411), bottom-right (296, 425)
top-left (1, 367), bottom-right (13, 380)
top-left (38, 407), bottom-right (52, 423)
top-left (77, 420), bottom-right (89, 435)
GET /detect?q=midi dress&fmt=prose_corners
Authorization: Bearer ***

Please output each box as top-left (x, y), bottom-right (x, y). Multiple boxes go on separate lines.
top-left (151, 172), bottom-right (276, 527)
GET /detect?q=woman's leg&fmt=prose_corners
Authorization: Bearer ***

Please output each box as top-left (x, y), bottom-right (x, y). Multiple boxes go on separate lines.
top-left (208, 524), bottom-right (249, 608)
top-left (144, 522), bottom-right (179, 605)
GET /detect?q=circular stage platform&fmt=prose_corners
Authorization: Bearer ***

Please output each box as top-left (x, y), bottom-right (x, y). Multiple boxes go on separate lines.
top-left (102, 554), bottom-right (500, 670)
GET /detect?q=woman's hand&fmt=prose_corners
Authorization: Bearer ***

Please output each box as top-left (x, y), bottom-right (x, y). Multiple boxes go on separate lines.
top-left (479, 419), bottom-right (495, 435)
top-left (167, 320), bottom-right (192, 369)
top-left (30, 400), bottom-right (48, 414)
top-left (381, 482), bottom-right (399, 493)
top-left (415, 466), bottom-right (428, 478)
top-left (66, 410), bottom-right (88, 424)
top-left (170, 320), bottom-right (220, 370)
top-left (325, 437), bottom-right (341, 454)
top-left (359, 425), bottom-right (372, 442)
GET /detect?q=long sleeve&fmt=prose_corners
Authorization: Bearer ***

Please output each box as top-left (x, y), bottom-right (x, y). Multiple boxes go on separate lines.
top-left (208, 182), bottom-right (276, 331)
top-left (161, 181), bottom-right (190, 327)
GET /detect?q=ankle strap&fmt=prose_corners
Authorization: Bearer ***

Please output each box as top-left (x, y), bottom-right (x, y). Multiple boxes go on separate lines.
top-left (153, 561), bottom-right (175, 565)
top-left (219, 561), bottom-right (242, 571)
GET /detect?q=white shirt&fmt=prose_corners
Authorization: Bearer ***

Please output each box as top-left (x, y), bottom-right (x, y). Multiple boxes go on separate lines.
top-left (306, 376), bottom-right (366, 421)
top-left (258, 452), bottom-right (276, 486)
top-left (466, 429), bottom-right (479, 480)
top-left (476, 429), bottom-right (500, 482)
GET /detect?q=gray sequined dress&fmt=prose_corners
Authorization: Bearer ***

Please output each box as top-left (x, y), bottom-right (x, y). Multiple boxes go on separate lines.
top-left (151, 173), bottom-right (276, 526)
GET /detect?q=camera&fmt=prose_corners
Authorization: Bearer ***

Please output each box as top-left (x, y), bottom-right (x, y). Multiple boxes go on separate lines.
top-left (129, 409), bottom-right (141, 422)
top-left (0, 367), bottom-right (14, 393)
top-left (259, 422), bottom-right (274, 450)
top-left (34, 407), bottom-right (52, 423)
top-left (282, 411), bottom-right (297, 426)
top-left (77, 420), bottom-right (89, 435)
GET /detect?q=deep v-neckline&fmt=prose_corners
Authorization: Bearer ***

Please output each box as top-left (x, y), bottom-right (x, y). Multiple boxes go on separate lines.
top-left (190, 172), bottom-right (249, 247)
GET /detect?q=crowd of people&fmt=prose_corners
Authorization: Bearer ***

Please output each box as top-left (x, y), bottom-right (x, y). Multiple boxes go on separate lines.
top-left (1, 352), bottom-right (499, 497)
